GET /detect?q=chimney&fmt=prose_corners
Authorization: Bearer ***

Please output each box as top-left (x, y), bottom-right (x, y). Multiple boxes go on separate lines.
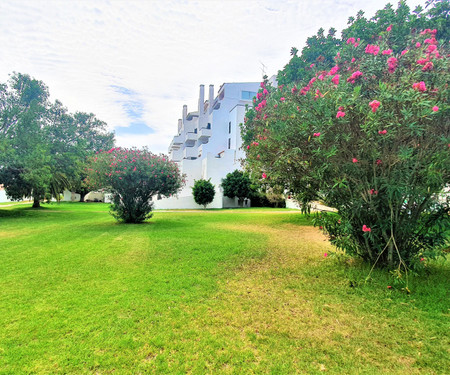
top-left (177, 119), bottom-right (182, 133)
top-left (208, 85), bottom-right (214, 113)
top-left (182, 105), bottom-right (187, 122)
top-left (198, 84), bottom-right (205, 113)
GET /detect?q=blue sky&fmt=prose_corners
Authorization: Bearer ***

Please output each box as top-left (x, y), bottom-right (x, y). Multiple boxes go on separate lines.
top-left (0, 0), bottom-right (427, 153)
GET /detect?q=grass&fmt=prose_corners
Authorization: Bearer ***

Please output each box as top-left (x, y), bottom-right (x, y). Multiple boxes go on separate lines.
top-left (0, 203), bottom-right (448, 374)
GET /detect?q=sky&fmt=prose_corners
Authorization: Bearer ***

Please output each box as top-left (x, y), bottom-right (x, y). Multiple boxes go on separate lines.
top-left (0, 0), bottom-right (427, 154)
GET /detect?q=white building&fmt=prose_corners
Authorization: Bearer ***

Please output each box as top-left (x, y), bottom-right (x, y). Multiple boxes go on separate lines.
top-left (154, 82), bottom-right (260, 209)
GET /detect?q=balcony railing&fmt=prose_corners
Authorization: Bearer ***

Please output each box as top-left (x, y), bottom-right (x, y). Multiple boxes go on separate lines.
top-left (198, 128), bottom-right (212, 140)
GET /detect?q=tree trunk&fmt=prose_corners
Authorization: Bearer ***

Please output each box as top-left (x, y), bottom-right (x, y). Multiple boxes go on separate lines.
top-left (79, 192), bottom-right (86, 202)
top-left (32, 197), bottom-right (41, 208)
top-left (388, 241), bottom-right (394, 268)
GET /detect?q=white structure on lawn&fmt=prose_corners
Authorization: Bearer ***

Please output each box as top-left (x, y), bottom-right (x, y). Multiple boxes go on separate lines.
top-left (154, 82), bottom-right (260, 209)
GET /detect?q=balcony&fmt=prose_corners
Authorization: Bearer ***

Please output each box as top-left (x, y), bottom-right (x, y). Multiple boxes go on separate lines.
top-left (198, 128), bottom-right (212, 141)
top-left (183, 146), bottom-right (198, 159)
top-left (172, 134), bottom-right (183, 145)
top-left (185, 132), bottom-right (197, 145)
top-left (170, 148), bottom-right (183, 162)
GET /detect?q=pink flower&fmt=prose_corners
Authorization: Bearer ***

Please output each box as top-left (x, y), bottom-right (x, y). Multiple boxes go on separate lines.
top-left (328, 65), bottom-right (339, 75)
top-left (376, 159), bottom-right (382, 166)
top-left (273, 104), bottom-right (278, 108)
top-left (313, 132), bottom-right (321, 137)
top-left (365, 44), bottom-right (380, 55)
top-left (280, 97), bottom-right (285, 102)
top-left (347, 70), bottom-right (363, 83)
top-left (263, 88), bottom-right (269, 95)
top-left (297, 106), bottom-right (301, 111)
top-left (387, 57), bottom-right (398, 73)
top-left (324, 253), bottom-right (328, 257)
top-left (262, 172), bottom-right (267, 179)
top-left (336, 111), bottom-right (346, 118)
top-left (420, 257), bottom-right (425, 262)
top-left (318, 74), bottom-right (325, 81)
top-left (310, 63), bottom-right (315, 68)
top-left (351, 57), bottom-right (356, 63)
top-left (432, 106), bottom-right (439, 112)
top-left (422, 61), bottom-right (434, 71)
top-left (352, 158), bottom-right (358, 163)
top-left (382, 49), bottom-right (392, 55)
top-left (347, 37), bottom-right (356, 45)
top-left (412, 81), bottom-right (426, 92)
top-left (378, 129), bottom-right (387, 135)
top-left (369, 100), bottom-right (381, 113)
top-left (362, 225), bottom-right (371, 232)
top-left (331, 74), bottom-right (340, 85)
top-left (416, 42), bottom-right (421, 48)
top-left (386, 25), bottom-right (392, 32)
top-left (247, 145), bottom-right (250, 150)
top-left (401, 49), bottom-right (408, 56)
top-left (387, 285), bottom-right (392, 289)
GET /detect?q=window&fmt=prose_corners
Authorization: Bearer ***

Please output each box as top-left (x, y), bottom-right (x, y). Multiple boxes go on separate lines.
top-left (228, 138), bottom-right (231, 149)
top-left (228, 122), bottom-right (231, 134)
top-left (207, 123), bottom-right (211, 129)
top-left (241, 91), bottom-right (256, 100)
top-left (194, 128), bottom-right (198, 134)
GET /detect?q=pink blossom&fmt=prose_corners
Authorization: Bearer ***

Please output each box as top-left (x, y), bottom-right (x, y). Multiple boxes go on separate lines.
top-left (416, 58), bottom-right (429, 65)
top-left (351, 57), bottom-right (356, 63)
top-left (365, 44), bottom-right (380, 55)
top-left (416, 42), bottom-right (421, 48)
top-left (432, 106), bottom-right (439, 112)
top-left (313, 132), bottom-right (321, 137)
top-left (347, 70), bottom-right (363, 84)
top-left (401, 49), bottom-right (408, 56)
top-left (376, 159), bottom-right (382, 165)
top-left (420, 257), bottom-right (425, 261)
top-left (362, 225), bottom-right (371, 232)
top-left (273, 104), bottom-right (278, 109)
top-left (280, 97), bottom-right (285, 102)
top-left (382, 49), bottom-right (392, 55)
top-left (387, 57), bottom-right (398, 73)
top-left (369, 100), bottom-right (381, 113)
top-left (263, 88), bottom-right (269, 95)
top-left (336, 111), bottom-right (346, 118)
top-left (318, 74), bottom-right (325, 81)
top-left (324, 253), bottom-right (328, 257)
top-left (297, 106), bottom-right (301, 111)
top-left (412, 81), bottom-right (426, 92)
top-left (310, 63), bottom-right (315, 68)
top-left (422, 61), bottom-right (434, 71)
top-left (262, 173), bottom-right (267, 179)
top-left (291, 86), bottom-right (298, 94)
top-left (427, 44), bottom-right (437, 53)
top-left (369, 189), bottom-right (378, 195)
top-left (331, 74), bottom-right (340, 85)
top-left (247, 145), bottom-right (250, 150)
top-left (347, 37), bottom-right (356, 45)
top-left (378, 129), bottom-right (387, 135)
top-left (328, 65), bottom-right (339, 75)
top-left (386, 25), bottom-right (392, 32)
top-left (352, 158), bottom-right (358, 163)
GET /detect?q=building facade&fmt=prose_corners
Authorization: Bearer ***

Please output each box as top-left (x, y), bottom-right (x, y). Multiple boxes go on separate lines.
top-left (154, 82), bottom-right (260, 209)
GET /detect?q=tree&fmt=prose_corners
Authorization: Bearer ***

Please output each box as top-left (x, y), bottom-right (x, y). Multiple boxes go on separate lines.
top-left (221, 170), bottom-right (253, 206)
top-left (242, 14), bottom-right (449, 269)
top-left (192, 179), bottom-right (215, 208)
top-left (85, 147), bottom-right (184, 223)
top-left (0, 73), bottom-right (114, 207)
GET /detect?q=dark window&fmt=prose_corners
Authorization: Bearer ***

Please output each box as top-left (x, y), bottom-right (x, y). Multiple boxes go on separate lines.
top-left (228, 138), bottom-right (231, 149)
top-left (228, 122), bottom-right (231, 133)
top-left (207, 123), bottom-right (211, 129)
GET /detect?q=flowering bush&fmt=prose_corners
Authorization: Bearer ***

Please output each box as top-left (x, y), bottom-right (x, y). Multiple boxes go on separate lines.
top-left (242, 26), bottom-right (449, 268)
top-left (85, 147), bottom-right (184, 223)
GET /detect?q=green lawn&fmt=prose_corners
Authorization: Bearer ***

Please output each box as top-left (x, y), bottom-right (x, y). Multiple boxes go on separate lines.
top-left (0, 203), bottom-right (448, 374)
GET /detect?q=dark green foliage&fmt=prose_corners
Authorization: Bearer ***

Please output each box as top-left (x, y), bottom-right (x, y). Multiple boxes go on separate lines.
top-left (0, 73), bottom-right (115, 207)
top-left (192, 179), bottom-right (215, 208)
top-left (221, 170), bottom-right (253, 206)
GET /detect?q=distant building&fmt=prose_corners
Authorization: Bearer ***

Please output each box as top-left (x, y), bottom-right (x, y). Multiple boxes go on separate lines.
top-left (154, 82), bottom-right (260, 209)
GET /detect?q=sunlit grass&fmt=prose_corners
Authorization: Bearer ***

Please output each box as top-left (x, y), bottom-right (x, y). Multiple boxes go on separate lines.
top-left (0, 203), bottom-right (448, 374)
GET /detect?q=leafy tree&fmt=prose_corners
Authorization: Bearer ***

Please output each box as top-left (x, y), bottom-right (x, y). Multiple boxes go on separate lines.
top-left (0, 73), bottom-right (114, 207)
top-left (85, 147), bottom-right (184, 223)
top-left (242, 18), bottom-right (449, 269)
top-left (221, 170), bottom-right (253, 206)
top-left (192, 179), bottom-right (215, 208)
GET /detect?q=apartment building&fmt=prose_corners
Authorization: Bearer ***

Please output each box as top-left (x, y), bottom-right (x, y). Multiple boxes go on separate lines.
top-left (154, 82), bottom-right (260, 209)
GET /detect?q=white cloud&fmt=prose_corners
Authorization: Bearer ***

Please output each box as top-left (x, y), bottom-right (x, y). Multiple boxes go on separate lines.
top-left (0, 0), bottom-right (428, 153)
